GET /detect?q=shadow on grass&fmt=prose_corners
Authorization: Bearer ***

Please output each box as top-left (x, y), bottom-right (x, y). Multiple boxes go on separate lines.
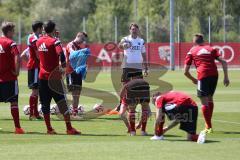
top-left (164, 139), bottom-right (220, 143)
top-left (215, 131), bottom-right (240, 135)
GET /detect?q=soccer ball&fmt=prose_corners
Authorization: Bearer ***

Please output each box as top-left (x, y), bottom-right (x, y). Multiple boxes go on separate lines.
top-left (93, 104), bottom-right (104, 113)
top-left (123, 41), bottom-right (132, 49)
top-left (69, 105), bottom-right (85, 115)
top-left (38, 104), bottom-right (43, 115)
top-left (23, 105), bottom-right (30, 115)
top-left (50, 104), bottom-right (60, 115)
top-left (77, 105), bottom-right (85, 115)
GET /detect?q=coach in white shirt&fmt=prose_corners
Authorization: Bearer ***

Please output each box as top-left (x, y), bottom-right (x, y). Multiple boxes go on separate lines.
top-left (118, 23), bottom-right (148, 83)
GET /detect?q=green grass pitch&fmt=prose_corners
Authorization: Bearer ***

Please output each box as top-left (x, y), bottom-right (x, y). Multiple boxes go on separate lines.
top-left (0, 70), bottom-right (240, 160)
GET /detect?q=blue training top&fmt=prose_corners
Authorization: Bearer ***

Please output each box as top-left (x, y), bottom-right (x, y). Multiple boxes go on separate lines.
top-left (69, 48), bottom-right (91, 79)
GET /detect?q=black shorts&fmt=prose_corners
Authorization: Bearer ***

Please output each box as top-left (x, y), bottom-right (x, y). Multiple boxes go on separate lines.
top-left (66, 71), bottom-right (82, 92)
top-left (0, 80), bottom-right (18, 103)
top-left (197, 76), bottom-right (218, 97)
top-left (125, 79), bottom-right (150, 105)
top-left (28, 68), bottom-right (39, 89)
top-left (121, 68), bottom-right (143, 83)
top-left (39, 79), bottom-right (66, 108)
top-left (166, 105), bottom-right (198, 134)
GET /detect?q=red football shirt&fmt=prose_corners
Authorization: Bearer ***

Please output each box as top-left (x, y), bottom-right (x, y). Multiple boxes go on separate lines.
top-left (184, 45), bottom-right (220, 80)
top-left (36, 35), bottom-right (64, 80)
top-left (0, 36), bottom-right (19, 82)
top-left (155, 91), bottom-right (197, 109)
top-left (27, 33), bottom-right (40, 69)
top-left (65, 41), bottom-right (81, 74)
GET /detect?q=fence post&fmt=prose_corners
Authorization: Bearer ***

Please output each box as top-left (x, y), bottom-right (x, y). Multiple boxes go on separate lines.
top-left (115, 16), bottom-right (118, 43)
top-left (170, 0), bottom-right (175, 70)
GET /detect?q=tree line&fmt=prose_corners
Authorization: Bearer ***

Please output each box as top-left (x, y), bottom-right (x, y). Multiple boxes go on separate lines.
top-left (0, 0), bottom-right (240, 43)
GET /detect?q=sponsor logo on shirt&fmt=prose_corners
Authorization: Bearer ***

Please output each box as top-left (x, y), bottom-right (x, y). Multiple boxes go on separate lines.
top-left (38, 43), bottom-right (48, 52)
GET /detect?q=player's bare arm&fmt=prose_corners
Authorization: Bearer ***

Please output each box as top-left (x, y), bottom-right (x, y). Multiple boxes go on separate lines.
top-left (12, 54), bottom-right (20, 76)
top-left (20, 47), bottom-right (29, 62)
top-left (216, 57), bottom-right (230, 86)
top-left (184, 65), bottom-right (197, 84)
top-left (163, 119), bottom-right (180, 134)
top-left (142, 52), bottom-right (148, 76)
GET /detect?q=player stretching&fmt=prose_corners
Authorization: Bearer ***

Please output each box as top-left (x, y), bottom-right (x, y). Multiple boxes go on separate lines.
top-left (65, 32), bottom-right (88, 116)
top-left (184, 34), bottom-right (230, 133)
top-left (119, 72), bottom-right (150, 136)
top-left (21, 21), bottom-right (43, 120)
top-left (36, 20), bottom-right (80, 135)
top-left (0, 21), bottom-right (24, 134)
top-left (151, 91), bottom-right (206, 144)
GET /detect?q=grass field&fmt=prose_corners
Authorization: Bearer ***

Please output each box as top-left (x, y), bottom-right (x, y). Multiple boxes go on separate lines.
top-left (0, 70), bottom-right (240, 160)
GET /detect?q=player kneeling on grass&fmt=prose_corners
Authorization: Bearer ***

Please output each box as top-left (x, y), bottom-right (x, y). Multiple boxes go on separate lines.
top-left (119, 73), bottom-right (150, 136)
top-left (151, 91), bottom-right (206, 144)
top-left (0, 21), bottom-right (24, 134)
top-left (36, 20), bottom-right (80, 135)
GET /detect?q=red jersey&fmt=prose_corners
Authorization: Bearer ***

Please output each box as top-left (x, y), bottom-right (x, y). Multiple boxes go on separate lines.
top-left (36, 35), bottom-right (64, 80)
top-left (184, 45), bottom-right (220, 80)
top-left (155, 91), bottom-right (197, 109)
top-left (27, 33), bottom-right (39, 69)
top-left (0, 36), bottom-right (19, 82)
top-left (65, 41), bottom-right (81, 74)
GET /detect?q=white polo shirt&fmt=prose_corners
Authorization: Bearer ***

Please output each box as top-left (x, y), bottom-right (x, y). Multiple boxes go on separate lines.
top-left (121, 35), bottom-right (146, 69)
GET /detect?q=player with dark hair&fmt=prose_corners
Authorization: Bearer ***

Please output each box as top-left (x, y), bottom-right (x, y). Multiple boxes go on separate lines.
top-left (65, 32), bottom-right (88, 116)
top-left (184, 33), bottom-right (230, 133)
top-left (118, 23), bottom-right (148, 82)
top-left (0, 21), bottom-right (24, 134)
top-left (21, 21), bottom-right (43, 120)
top-left (150, 91), bottom-right (206, 144)
top-left (36, 20), bottom-right (80, 135)
top-left (118, 72), bottom-right (150, 136)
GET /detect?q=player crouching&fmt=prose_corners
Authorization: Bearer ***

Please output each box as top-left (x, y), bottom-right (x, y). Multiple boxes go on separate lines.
top-left (151, 91), bottom-right (206, 144)
top-left (119, 72), bottom-right (151, 136)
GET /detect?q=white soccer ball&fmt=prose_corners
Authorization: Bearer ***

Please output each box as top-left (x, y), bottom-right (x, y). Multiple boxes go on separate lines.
top-left (50, 104), bottom-right (60, 115)
top-left (38, 104), bottom-right (43, 115)
top-left (93, 104), bottom-right (104, 113)
top-left (77, 105), bottom-right (85, 115)
top-left (23, 105), bottom-right (30, 115)
top-left (69, 105), bottom-right (85, 115)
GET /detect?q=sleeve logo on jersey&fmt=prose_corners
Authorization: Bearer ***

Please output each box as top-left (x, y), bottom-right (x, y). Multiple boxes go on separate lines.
top-left (0, 44), bottom-right (5, 54)
top-left (38, 43), bottom-right (48, 52)
top-left (164, 103), bottom-right (176, 111)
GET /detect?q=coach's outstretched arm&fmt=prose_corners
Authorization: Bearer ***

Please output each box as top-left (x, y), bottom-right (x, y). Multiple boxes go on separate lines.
top-left (184, 65), bottom-right (197, 85)
top-left (216, 57), bottom-right (230, 86)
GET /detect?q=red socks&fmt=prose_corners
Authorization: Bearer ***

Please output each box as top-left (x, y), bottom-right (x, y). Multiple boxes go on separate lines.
top-left (208, 102), bottom-right (214, 119)
top-left (202, 105), bottom-right (212, 129)
top-left (128, 110), bottom-right (136, 132)
top-left (190, 134), bottom-right (199, 142)
top-left (43, 114), bottom-right (53, 131)
top-left (64, 114), bottom-right (73, 130)
top-left (155, 121), bottom-right (164, 136)
top-left (10, 105), bottom-right (21, 128)
top-left (141, 109), bottom-right (149, 132)
top-left (29, 95), bottom-right (39, 117)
